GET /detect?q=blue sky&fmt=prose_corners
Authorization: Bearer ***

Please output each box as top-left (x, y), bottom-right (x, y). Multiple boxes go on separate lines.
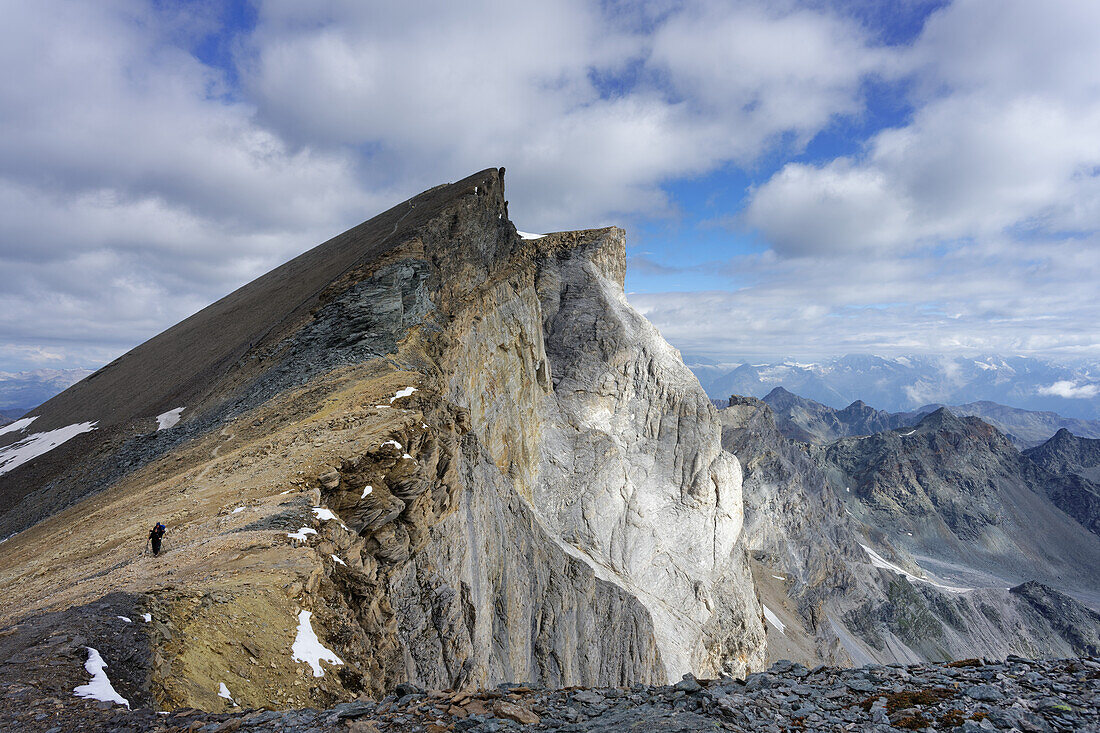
top-left (1, 0), bottom-right (1098, 373)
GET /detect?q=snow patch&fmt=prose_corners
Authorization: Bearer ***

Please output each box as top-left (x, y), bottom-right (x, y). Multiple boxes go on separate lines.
top-left (762, 605), bottom-right (786, 635)
top-left (390, 387), bottom-right (417, 403)
top-left (381, 439), bottom-right (402, 450)
top-left (360, 485), bottom-right (373, 499)
top-left (859, 543), bottom-right (970, 593)
top-left (291, 610), bottom-right (343, 677)
top-left (771, 575), bottom-right (786, 581)
top-left (218, 682), bottom-right (233, 701)
top-left (73, 648), bottom-right (129, 708)
top-left (899, 430), bottom-right (916, 436)
top-left (141, 613), bottom-right (152, 623)
top-left (232, 506), bottom-right (245, 514)
top-left (287, 527), bottom-right (317, 542)
top-left (312, 507), bottom-right (338, 522)
top-left (116, 616), bottom-right (131, 623)
top-left (331, 555), bottom-right (346, 566)
top-left (0, 421), bottom-right (97, 476)
top-left (155, 407), bottom-right (185, 431)
top-left (0, 416), bottom-right (36, 437)
top-left (516, 230), bottom-right (545, 240)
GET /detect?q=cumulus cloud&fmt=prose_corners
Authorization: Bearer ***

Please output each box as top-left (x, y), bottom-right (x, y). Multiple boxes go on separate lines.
top-left (2, 0), bottom-right (1098, 374)
top-left (0, 0), bottom-right (897, 371)
top-left (242, 0), bottom-right (888, 229)
top-left (630, 231), bottom-right (1100, 361)
top-left (1037, 381), bottom-right (1100, 400)
top-left (746, 0), bottom-right (1100, 253)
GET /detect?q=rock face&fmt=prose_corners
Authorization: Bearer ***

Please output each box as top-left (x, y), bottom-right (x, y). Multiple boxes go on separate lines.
top-left (1024, 429), bottom-right (1100, 535)
top-left (760, 386), bottom-right (921, 444)
top-left (757, 384), bottom-right (1100, 449)
top-left (0, 169), bottom-right (762, 710)
top-left (817, 408), bottom-right (1100, 592)
top-left (720, 397), bottom-right (1100, 667)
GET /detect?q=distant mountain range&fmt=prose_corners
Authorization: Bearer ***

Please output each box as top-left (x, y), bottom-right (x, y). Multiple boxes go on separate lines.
top-left (756, 385), bottom-right (1100, 448)
top-left (688, 354), bottom-right (1100, 420)
top-left (0, 369), bottom-right (93, 418)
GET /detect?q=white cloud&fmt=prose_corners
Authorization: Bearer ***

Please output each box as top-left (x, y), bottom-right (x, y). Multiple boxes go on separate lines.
top-left (1037, 381), bottom-right (1100, 400)
top-left (630, 232), bottom-right (1100, 361)
top-left (2, 0), bottom-right (1098, 376)
top-left (745, 0), bottom-right (1100, 255)
top-left (242, 0), bottom-right (888, 229)
top-left (0, 0), bottom-right (900, 371)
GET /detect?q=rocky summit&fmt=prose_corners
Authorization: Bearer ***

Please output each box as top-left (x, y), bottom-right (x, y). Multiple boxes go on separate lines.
top-left (1, 169), bottom-right (1099, 731)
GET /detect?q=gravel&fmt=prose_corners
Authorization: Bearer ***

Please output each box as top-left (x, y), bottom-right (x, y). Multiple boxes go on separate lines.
top-left (2, 656), bottom-right (1098, 731)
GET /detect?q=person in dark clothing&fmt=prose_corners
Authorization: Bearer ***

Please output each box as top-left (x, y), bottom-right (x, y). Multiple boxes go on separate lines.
top-left (148, 523), bottom-right (166, 556)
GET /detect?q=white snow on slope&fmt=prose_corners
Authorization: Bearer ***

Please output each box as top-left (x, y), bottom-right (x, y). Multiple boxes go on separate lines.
top-left (0, 416), bottom-right (36, 437)
top-left (312, 507), bottom-right (350, 531)
top-left (331, 555), bottom-right (346, 566)
top-left (516, 230), bottom-right (545, 240)
top-left (291, 610), bottom-right (343, 677)
top-left (116, 616), bottom-right (131, 623)
top-left (0, 421), bottom-right (97, 476)
top-left (762, 605), bottom-right (786, 635)
top-left (156, 407), bottom-right (185, 431)
top-left (389, 387), bottom-right (417, 403)
top-left (73, 647), bottom-right (129, 708)
top-left (360, 485), bottom-right (373, 499)
top-left (287, 527), bottom-right (317, 542)
top-left (232, 507), bottom-right (245, 514)
top-left (859, 543), bottom-right (970, 594)
top-left (218, 682), bottom-right (233, 701)
top-left (381, 440), bottom-right (402, 450)
top-left (141, 613), bottom-right (152, 623)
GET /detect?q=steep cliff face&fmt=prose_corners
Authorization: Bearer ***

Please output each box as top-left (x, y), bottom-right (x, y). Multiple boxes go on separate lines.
top-left (0, 169), bottom-right (762, 711)
top-left (531, 231), bottom-right (763, 679)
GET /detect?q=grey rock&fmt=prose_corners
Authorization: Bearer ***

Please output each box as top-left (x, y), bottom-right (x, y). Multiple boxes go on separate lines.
top-left (965, 683), bottom-right (1007, 702)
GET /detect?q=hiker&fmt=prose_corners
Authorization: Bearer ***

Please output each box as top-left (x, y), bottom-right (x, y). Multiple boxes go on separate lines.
top-left (148, 522), bottom-right (166, 556)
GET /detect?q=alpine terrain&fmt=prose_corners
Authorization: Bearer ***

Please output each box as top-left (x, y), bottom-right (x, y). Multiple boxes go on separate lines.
top-left (0, 169), bottom-right (1097, 732)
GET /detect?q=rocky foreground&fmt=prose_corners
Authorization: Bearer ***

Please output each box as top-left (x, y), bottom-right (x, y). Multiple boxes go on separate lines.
top-left (3, 657), bottom-right (1098, 732)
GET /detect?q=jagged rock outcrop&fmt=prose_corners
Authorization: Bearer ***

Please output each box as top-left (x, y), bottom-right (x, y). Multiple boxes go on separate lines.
top-left (720, 396), bottom-right (1100, 667)
top-left (761, 386), bottom-right (924, 444)
top-left (758, 384), bottom-right (1100, 449)
top-left (1024, 430), bottom-right (1100, 535)
top-left (816, 408), bottom-right (1100, 592)
top-left (0, 169), bottom-right (762, 711)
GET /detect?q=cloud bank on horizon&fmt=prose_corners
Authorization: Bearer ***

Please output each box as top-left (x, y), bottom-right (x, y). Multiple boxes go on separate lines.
top-left (0, 0), bottom-right (1098, 372)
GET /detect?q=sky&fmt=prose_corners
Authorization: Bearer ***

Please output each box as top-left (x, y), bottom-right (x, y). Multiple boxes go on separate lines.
top-left (1, 0), bottom-right (1098, 373)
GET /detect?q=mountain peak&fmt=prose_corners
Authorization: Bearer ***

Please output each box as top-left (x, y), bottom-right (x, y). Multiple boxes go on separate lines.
top-left (915, 406), bottom-right (962, 431)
